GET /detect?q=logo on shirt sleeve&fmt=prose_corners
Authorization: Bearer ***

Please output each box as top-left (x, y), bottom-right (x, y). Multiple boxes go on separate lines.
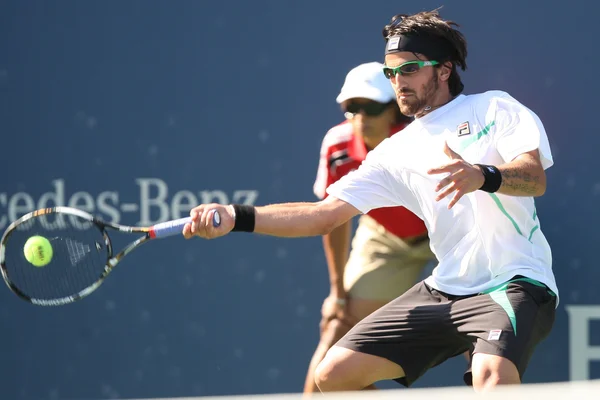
top-left (457, 121), bottom-right (471, 137)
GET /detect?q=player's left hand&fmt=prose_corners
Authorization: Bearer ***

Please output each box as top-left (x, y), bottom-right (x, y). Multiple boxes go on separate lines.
top-left (427, 141), bottom-right (485, 209)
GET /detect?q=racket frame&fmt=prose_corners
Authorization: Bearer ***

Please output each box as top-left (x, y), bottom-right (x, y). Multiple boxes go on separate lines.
top-left (0, 206), bottom-right (156, 306)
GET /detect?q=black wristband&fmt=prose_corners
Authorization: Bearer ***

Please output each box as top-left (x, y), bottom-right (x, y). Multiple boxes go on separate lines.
top-left (231, 204), bottom-right (256, 232)
top-left (475, 164), bottom-right (502, 193)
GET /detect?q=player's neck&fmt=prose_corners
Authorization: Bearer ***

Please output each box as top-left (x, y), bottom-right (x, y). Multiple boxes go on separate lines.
top-left (415, 90), bottom-right (455, 119)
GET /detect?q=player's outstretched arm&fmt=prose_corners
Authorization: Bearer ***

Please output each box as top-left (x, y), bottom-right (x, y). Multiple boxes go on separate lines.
top-left (182, 196), bottom-right (361, 240)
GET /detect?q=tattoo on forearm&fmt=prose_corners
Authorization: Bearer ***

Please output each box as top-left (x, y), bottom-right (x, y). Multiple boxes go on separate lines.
top-left (499, 166), bottom-right (540, 194)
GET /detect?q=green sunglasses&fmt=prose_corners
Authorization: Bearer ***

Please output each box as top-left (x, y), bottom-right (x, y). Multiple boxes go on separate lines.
top-left (382, 60), bottom-right (440, 79)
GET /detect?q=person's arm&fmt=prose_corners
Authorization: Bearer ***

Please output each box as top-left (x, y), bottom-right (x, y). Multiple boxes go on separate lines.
top-left (322, 220), bottom-right (352, 299)
top-left (428, 145), bottom-right (547, 208)
top-left (429, 93), bottom-right (552, 208)
top-left (495, 149), bottom-right (546, 196)
top-left (182, 196), bottom-right (361, 239)
top-left (184, 151), bottom-right (403, 239)
top-left (254, 198), bottom-right (359, 236)
top-left (489, 92), bottom-right (551, 197)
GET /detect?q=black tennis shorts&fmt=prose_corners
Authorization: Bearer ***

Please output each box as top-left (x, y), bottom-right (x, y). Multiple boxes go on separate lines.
top-left (335, 276), bottom-right (557, 387)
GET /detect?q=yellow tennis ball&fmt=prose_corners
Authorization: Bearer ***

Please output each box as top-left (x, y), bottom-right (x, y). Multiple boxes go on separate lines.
top-left (23, 236), bottom-right (53, 267)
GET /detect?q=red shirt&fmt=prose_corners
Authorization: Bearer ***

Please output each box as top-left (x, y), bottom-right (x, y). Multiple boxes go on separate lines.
top-left (313, 120), bottom-right (427, 238)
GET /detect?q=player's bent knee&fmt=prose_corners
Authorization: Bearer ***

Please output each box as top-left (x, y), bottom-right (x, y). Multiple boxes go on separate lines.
top-left (314, 358), bottom-right (353, 392)
top-left (472, 370), bottom-right (502, 391)
top-left (314, 354), bottom-right (343, 392)
top-left (471, 353), bottom-right (521, 392)
top-left (314, 347), bottom-right (362, 392)
top-left (315, 345), bottom-right (404, 392)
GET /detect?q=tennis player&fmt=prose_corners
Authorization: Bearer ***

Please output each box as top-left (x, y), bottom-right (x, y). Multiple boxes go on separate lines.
top-left (183, 9), bottom-right (558, 393)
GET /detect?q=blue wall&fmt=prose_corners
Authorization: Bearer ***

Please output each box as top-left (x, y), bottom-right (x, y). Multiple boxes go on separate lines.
top-left (1, 1), bottom-right (599, 398)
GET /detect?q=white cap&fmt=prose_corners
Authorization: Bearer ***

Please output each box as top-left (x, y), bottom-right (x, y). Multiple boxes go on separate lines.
top-left (336, 62), bottom-right (396, 104)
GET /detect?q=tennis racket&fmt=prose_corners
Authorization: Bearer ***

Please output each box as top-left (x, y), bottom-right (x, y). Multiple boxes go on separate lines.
top-left (0, 206), bottom-right (220, 306)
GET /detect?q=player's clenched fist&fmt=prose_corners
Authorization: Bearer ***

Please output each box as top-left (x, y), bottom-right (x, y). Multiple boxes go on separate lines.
top-left (182, 204), bottom-right (235, 239)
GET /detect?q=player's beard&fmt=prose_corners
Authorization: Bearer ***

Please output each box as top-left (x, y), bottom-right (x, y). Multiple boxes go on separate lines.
top-left (396, 73), bottom-right (439, 117)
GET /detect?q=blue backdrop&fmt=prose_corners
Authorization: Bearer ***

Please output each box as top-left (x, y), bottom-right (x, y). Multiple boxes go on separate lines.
top-left (1, 1), bottom-right (599, 399)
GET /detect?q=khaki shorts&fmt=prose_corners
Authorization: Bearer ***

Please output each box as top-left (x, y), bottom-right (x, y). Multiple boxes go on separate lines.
top-left (344, 215), bottom-right (435, 301)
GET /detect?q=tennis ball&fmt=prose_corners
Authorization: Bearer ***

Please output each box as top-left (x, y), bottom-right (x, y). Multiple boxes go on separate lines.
top-left (23, 236), bottom-right (53, 267)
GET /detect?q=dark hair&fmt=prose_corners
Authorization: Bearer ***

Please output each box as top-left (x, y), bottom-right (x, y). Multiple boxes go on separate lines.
top-left (382, 9), bottom-right (468, 96)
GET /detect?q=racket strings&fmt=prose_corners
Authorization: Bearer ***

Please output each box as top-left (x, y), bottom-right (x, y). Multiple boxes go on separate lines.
top-left (65, 238), bottom-right (92, 266)
top-left (2, 216), bottom-right (109, 301)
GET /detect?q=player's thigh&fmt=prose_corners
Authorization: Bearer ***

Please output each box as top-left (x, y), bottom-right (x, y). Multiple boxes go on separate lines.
top-left (336, 281), bottom-right (468, 387)
top-left (317, 345), bottom-right (406, 389)
top-left (456, 278), bottom-right (557, 384)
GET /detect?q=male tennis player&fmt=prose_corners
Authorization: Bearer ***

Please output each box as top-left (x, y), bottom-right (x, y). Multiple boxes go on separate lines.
top-left (305, 61), bottom-right (433, 394)
top-left (183, 9), bottom-right (558, 393)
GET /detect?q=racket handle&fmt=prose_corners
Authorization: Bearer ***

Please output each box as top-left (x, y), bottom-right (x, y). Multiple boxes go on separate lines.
top-left (150, 211), bottom-right (221, 238)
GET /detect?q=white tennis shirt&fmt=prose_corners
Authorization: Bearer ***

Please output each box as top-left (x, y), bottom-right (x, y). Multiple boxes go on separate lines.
top-left (327, 90), bottom-right (559, 300)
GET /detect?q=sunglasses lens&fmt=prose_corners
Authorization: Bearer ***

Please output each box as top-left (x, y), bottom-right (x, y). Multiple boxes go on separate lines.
top-left (345, 104), bottom-right (360, 114)
top-left (364, 103), bottom-right (388, 116)
top-left (345, 102), bottom-right (388, 117)
top-left (383, 68), bottom-right (395, 79)
top-left (400, 63), bottom-right (420, 74)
